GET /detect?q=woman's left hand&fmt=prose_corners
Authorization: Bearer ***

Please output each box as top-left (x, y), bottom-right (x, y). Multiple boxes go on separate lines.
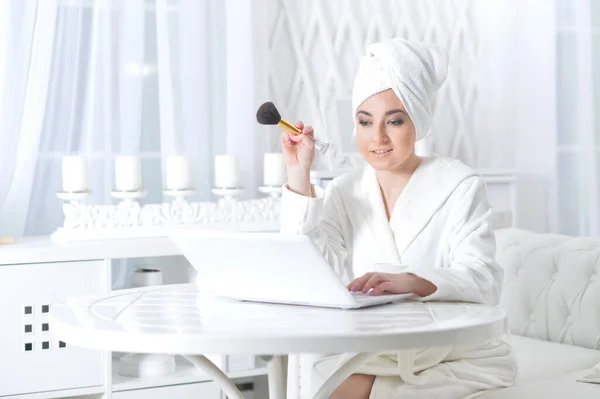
top-left (347, 272), bottom-right (437, 297)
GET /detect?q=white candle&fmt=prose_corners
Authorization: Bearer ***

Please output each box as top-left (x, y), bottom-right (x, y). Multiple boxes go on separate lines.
top-left (214, 155), bottom-right (239, 188)
top-left (115, 156), bottom-right (142, 191)
top-left (165, 156), bottom-right (192, 190)
top-left (263, 153), bottom-right (286, 186)
top-left (62, 155), bottom-right (88, 192)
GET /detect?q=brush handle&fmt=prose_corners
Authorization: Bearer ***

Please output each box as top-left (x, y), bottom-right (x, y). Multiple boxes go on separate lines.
top-left (304, 133), bottom-right (330, 154)
top-left (277, 119), bottom-right (330, 155)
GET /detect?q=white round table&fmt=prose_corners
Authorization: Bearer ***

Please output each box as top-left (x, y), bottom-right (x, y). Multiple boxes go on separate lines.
top-left (50, 284), bottom-right (507, 399)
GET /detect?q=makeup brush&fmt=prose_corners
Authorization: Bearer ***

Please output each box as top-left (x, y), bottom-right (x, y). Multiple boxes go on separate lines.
top-left (256, 102), bottom-right (329, 154)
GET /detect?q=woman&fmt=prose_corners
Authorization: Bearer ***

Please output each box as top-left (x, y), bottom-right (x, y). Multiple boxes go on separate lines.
top-left (279, 38), bottom-right (517, 398)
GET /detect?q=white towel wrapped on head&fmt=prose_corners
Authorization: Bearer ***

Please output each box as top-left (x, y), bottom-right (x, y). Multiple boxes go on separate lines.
top-left (351, 38), bottom-right (449, 141)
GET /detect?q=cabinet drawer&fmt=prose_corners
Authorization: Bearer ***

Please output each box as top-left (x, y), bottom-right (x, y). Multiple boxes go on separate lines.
top-left (0, 261), bottom-right (106, 396)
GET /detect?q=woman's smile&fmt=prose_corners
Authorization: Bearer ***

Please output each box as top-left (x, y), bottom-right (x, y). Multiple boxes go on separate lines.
top-left (371, 148), bottom-right (393, 157)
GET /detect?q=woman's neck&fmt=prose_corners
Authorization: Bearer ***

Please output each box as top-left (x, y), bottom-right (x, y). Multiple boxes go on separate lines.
top-left (375, 153), bottom-right (422, 194)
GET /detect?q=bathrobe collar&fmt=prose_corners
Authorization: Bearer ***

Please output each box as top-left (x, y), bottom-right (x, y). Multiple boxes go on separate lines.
top-left (357, 156), bottom-right (477, 262)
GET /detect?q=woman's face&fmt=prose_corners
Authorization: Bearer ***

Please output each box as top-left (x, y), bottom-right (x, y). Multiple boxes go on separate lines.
top-left (355, 89), bottom-right (417, 172)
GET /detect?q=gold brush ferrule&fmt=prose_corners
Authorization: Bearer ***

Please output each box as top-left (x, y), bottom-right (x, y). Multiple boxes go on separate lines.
top-left (277, 118), bottom-right (301, 135)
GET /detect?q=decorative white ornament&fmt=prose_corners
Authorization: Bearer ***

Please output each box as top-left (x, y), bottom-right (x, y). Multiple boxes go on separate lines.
top-left (52, 196), bottom-right (282, 241)
top-left (212, 187), bottom-right (244, 202)
top-left (56, 190), bottom-right (92, 203)
top-left (163, 189), bottom-right (196, 204)
top-left (53, 154), bottom-right (287, 241)
top-left (258, 185), bottom-right (282, 198)
top-left (111, 190), bottom-right (148, 201)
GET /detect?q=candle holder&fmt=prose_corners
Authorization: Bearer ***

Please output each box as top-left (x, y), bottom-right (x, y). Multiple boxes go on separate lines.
top-left (211, 187), bottom-right (244, 202)
top-left (111, 190), bottom-right (148, 203)
top-left (163, 188), bottom-right (195, 202)
top-left (258, 185), bottom-right (282, 198)
top-left (56, 190), bottom-right (92, 204)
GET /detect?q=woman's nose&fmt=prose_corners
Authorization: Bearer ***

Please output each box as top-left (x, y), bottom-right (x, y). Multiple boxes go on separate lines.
top-left (372, 125), bottom-right (389, 143)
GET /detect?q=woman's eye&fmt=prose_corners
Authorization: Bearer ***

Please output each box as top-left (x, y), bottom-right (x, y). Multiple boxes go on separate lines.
top-left (358, 120), bottom-right (371, 126)
top-left (388, 119), bottom-right (404, 126)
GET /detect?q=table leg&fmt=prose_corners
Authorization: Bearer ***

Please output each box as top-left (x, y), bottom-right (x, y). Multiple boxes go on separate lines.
top-left (263, 355), bottom-right (287, 399)
top-left (313, 353), bottom-right (379, 399)
top-left (184, 355), bottom-right (244, 399)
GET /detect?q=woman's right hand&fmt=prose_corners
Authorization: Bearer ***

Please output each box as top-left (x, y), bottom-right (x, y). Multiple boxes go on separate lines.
top-left (281, 121), bottom-right (315, 170)
top-left (281, 121), bottom-right (315, 196)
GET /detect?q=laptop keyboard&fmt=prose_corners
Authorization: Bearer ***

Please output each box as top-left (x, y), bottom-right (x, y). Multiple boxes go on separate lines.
top-left (350, 291), bottom-right (409, 307)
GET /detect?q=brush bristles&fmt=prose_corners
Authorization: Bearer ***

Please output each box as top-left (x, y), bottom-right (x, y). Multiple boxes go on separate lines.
top-left (256, 102), bottom-right (281, 125)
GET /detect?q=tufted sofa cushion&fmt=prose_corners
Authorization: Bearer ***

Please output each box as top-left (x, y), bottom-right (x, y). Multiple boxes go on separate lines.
top-left (510, 335), bottom-right (600, 382)
top-left (478, 371), bottom-right (600, 398)
top-left (495, 228), bottom-right (600, 351)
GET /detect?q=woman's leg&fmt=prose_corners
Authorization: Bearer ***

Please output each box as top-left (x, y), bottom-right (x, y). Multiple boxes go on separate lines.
top-left (329, 373), bottom-right (376, 399)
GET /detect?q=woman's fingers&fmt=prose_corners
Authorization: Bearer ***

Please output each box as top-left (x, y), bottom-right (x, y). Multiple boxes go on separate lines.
top-left (289, 123), bottom-right (314, 142)
top-left (347, 272), bottom-right (373, 292)
top-left (289, 132), bottom-right (303, 142)
top-left (281, 132), bottom-right (299, 166)
top-left (281, 132), bottom-right (292, 146)
top-left (362, 274), bottom-right (385, 294)
top-left (348, 273), bottom-right (396, 295)
top-left (370, 281), bottom-right (394, 296)
top-left (281, 132), bottom-right (296, 155)
top-left (288, 121), bottom-right (305, 142)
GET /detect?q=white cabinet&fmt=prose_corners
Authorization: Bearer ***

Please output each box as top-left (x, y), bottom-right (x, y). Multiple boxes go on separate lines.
top-left (0, 261), bottom-right (106, 396)
top-left (0, 240), bottom-right (268, 398)
top-left (112, 382), bottom-right (220, 399)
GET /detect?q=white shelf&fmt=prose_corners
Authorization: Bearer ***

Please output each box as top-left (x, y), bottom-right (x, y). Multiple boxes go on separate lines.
top-left (1, 221), bottom-right (280, 265)
top-left (0, 236), bottom-right (181, 265)
top-left (51, 221), bottom-right (280, 243)
top-left (111, 355), bottom-right (267, 392)
top-left (1, 386), bottom-right (104, 399)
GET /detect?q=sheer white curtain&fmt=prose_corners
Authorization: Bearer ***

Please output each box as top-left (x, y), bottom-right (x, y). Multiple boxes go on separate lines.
top-left (555, 0), bottom-right (600, 236)
top-left (0, 0), bottom-right (256, 237)
top-left (499, 0), bottom-right (558, 234)
top-left (0, 0), bottom-right (58, 236)
top-left (489, 0), bottom-right (600, 236)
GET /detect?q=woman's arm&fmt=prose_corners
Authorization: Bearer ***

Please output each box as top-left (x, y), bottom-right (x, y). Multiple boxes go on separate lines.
top-left (409, 176), bottom-right (503, 304)
top-left (279, 121), bottom-right (349, 277)
top-left (348, 176), bottom-right (502, 305)
top-left (280, 181), bottom-right (349, 278)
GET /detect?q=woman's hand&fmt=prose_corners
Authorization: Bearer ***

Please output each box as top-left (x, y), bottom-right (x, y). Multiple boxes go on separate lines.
top-left (347, 272), bottom-right (437, 297)
top-left (281, 121), bottom-right (315, 170)
top-left (281, 120), bottom-right (315, 196)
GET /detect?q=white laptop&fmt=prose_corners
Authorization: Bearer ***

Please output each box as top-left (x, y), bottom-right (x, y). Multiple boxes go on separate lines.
top-left (168, 229), bottom-right (411, 309)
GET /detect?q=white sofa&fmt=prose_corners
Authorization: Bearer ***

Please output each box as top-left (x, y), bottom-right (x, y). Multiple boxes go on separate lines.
top-left (286, 228), bottom-right (600, 398)
top-left (477, 228), bottom-right (600, 398)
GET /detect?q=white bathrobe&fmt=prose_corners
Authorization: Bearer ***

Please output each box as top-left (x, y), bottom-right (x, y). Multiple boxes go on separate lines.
top-left (280, 155), bottom-right (517, 399)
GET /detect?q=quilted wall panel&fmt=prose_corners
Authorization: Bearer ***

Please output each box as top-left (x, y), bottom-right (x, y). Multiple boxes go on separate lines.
top-left (264, 0), bottom-right (485, 168)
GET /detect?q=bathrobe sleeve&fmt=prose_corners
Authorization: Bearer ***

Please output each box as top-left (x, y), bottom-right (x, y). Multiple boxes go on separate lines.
top-left (279, 182), bottom-right (349, 275)
top-left (406, 177), bottom-right (503, 305)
